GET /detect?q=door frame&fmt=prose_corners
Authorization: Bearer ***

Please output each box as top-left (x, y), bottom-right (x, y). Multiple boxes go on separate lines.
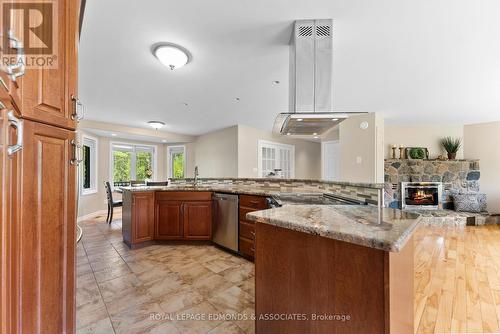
top-left (321, 140), bottom-right (340, 181)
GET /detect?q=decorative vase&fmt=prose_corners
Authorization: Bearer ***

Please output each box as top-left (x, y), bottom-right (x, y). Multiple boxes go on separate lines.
top-left (447, 152), bottom-right (457, 160)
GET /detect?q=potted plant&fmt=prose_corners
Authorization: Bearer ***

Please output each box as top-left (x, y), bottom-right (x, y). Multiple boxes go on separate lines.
top-left (441, 137), bottom-right (462, 160)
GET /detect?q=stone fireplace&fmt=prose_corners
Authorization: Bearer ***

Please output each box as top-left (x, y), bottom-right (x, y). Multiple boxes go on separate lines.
top-left (401, 182), bottom-right (443, 210)
top-left (385, 159), bottom-right (480, 209)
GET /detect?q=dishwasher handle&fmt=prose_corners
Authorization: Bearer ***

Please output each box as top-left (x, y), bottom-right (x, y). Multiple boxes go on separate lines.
top-left (214, 193), bottom-right (239, 202)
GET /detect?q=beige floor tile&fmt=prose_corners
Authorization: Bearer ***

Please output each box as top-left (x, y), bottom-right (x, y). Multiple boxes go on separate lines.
top-left (192, 273), bottom-right (234, 298)
top-left (110, 302), bottom-right (168, 334)
top-left (158, 286), bottom-right (205, 313)
top-left (219, 262), bottom-right (254, 284)
top-left (209, 286), bottom-right (254, 314)
top-left (208, 321), bottom-right (246, 333)
top-left (76, 317), bottom-right (114, 334)
top-left (93, 262), bottom-right (132, 283)
top-left (98, 273), bottom-right (141, 302)
top-left (203, 258), bottom-right (240, 274)
top-left (76, 298), bottom-right (109, 330)
top-left (173, 301), bottom-right (223, 334)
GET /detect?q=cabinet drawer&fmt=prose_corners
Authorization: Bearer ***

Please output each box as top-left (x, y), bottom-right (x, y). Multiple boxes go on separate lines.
top-left (239, 221), bottom-right (255, 240)
top-left (239, 236), bottom-right (255, 259)
top-left (240, 195), bottom-right (267, 210)
top-left (240, 207), bottom-right (263, 223)
top-left (156, 191), bottom-right (212, 201)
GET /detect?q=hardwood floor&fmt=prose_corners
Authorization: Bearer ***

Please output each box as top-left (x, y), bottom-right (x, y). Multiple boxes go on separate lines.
top-left (76, 211), bottom-right (500, 333)
top-left (414, 221), bottom-right (500, 333)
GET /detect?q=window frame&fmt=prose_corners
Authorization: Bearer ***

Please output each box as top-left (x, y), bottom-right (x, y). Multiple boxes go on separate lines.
top-left (167, 145), bottom-right (186, 179)
top-left (80, 134), bottom-right (98, 196)
top-left (257, 140), bottom-right (295, 178)
top-left (109, 141), bottom-right (158, 187)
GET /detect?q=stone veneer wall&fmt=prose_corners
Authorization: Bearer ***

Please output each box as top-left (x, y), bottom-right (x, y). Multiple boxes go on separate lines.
top-left (384, 159), bottom-right (480, 209)
top-left (170, 178), bottom-right (382, 204)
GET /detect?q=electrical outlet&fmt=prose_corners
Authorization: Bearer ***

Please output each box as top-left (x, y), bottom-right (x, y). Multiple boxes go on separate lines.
top-left (356, 156), bottom-right (362, 164)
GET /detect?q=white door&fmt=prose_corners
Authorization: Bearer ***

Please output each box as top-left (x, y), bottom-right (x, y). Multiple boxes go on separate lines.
top-left (322, 141), bottom-right (340, 181)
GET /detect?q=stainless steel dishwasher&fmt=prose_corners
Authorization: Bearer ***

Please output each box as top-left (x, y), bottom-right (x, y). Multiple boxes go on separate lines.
top-left (213, 193), bottom-right (239, 252)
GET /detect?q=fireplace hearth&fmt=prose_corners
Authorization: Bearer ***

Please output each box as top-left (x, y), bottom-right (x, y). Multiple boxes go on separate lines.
top-left (401, 182), bottom-right (443, 210)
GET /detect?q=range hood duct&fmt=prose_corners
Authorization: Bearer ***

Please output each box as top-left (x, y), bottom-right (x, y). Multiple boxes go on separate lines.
top-left (273, 19), bottom-right (365, 136)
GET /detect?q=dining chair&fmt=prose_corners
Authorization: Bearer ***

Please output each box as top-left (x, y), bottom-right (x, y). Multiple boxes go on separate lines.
top-left (104, 181), bottom-right (122, 223)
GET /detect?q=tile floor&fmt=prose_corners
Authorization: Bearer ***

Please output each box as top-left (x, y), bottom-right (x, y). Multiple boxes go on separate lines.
top-left (76, 212), bottom-right (255, 334)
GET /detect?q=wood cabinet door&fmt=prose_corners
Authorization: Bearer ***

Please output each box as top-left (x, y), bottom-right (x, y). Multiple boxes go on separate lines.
top-left (5, 0), bottom-right (79, 130)
top-left (0, 107), bottom-right (21, 334)
top-left (18, 119), bottom-right (76, 334)
top-left (155, 200), bottom-right (183, 240)
top-left (183, 201), bottom-right (212, 240)
top-left (132, 192), bottom-right (154, 243)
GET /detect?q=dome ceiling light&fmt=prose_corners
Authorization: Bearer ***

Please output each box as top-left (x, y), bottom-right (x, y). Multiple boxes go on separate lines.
top-left (147, 121), bottom-right (165, 130)
top-left (153, 43), bottom-right (191, 70)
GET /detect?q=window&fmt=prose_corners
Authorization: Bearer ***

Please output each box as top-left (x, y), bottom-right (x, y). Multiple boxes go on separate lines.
top-left (167, 146), bottom-right (186, 179)
top-left (258, 140), bottom-right (295, 178)
top-left (111, 143), bottom-right (156, 185)
top-left (81, 136), bottom-right (97, 195)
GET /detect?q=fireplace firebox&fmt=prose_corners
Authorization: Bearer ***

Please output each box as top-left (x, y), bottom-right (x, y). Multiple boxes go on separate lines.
top-left (401, 182), bottom-right (443, 210)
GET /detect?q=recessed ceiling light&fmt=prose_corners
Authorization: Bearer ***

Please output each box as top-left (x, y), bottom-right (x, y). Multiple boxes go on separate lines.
top-left (286, 132), bottom-right (291, 136)
top-left (153, 43), bottom-right (191, 70)
top-left (313, 136), bottom-right (319, 139)
top-left (313, 132), bottom-right (318, 136)
top-left (297, 118), bottom-right (303, 122)
top-left (161, 139), bottom-right (167, 143)
top-left (331, 118), bottom-right (338, 121)
top-left (111, 133), bottom-right (117, 136)
top-left (147, 121), bottom-right (165, 130)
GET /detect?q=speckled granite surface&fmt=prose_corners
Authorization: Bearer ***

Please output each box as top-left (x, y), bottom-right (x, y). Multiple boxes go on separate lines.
top-left (246, 205), bottom-right (421, 252)
top-left (120, 185), bottom-right (331, 198)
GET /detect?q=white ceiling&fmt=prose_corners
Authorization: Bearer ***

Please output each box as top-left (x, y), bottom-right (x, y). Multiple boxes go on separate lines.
top-left (79, 0), bottom-right (500, 136)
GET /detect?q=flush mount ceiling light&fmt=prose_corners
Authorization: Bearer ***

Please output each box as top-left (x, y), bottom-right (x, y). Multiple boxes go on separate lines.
top-left (153, 43), bottom-right (191, 70)
top-left (147, 121), bottom-right (165, 130)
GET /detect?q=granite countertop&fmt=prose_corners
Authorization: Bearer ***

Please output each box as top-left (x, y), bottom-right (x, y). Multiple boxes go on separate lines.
top-left (246, 205), bottom-right (421, 252)
top-left (120, 185), bottom-right (328, 198)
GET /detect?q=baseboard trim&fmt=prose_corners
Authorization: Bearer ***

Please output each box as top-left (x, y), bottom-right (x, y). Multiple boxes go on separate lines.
top-left (77, 210), bottom-right (108, 222)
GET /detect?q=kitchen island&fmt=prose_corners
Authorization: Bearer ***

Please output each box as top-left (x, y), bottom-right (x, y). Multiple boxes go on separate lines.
top-left (120, 179), bottom-right (420, 333)
top-left (247, 205), bottom-right (420, 334)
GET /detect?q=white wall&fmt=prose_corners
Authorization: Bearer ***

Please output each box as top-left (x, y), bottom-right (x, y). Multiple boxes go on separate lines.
top-left (385, 124), bottom-right (464, 159)
top-left (237, 125), bottom-right (321, 179)
top-left (192, 126), bottom-right (239, 178)
top-left (464, 122), bottom-right (500, 214)
top-left (339, 113), bottom-right (384, 183)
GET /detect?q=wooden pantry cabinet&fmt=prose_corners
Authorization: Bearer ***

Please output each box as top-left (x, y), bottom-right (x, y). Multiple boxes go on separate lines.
top-left (0, 0), bottom-right (82, 333)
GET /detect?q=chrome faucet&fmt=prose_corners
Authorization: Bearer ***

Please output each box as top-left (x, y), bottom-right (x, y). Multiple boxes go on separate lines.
top-left (194, 166), bottom-right (199, 186)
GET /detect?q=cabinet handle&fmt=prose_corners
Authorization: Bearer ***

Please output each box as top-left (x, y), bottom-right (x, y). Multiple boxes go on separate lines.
top-left (5, 31), bottom-right (25, 81)
top-left (7, 111), bottom-right (23, 155)
top-left (70, 139), bottom-right (83, 165)
top-left (250, 231), bottom-right (255, 239)
top-left (71, 95), bottom-right (84, 121)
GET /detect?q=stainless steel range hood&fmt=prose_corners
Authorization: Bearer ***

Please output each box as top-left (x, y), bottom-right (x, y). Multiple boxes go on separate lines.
top-left (273, 19), bottom-right (365, 136)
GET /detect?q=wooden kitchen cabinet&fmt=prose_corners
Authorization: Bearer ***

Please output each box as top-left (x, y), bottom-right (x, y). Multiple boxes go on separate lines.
top-left (16, 119), bottom-right (76, 334)
top-left (155, 200), bottom-right (183, 239)
top-left (6, 0), bottom-right (80, 130)
top-left (183, 201), bottom-right (212, 240)
top-left (0, 107), bottom-right (20, 334)
top-left (122, 192), bottom-right (155, 247)
top-left (239, 195), bottom-right (268, 260)
top-left (0, 0), bottom-right (81, 332)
